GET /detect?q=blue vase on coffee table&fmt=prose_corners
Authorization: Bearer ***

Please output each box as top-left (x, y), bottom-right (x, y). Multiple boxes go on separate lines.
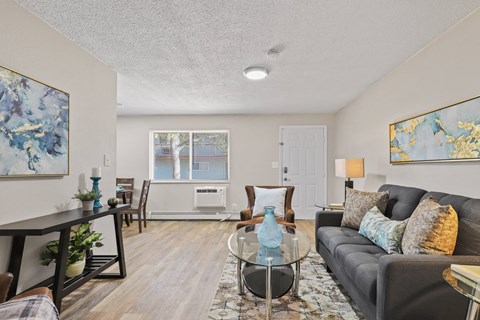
top-left (257, 206), bottom-right (283, 248)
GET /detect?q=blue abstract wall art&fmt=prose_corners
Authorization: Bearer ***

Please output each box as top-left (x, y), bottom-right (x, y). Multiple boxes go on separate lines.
top-left (0, 65), bottom-right (69, 176)
top-left (390, 96), bottom-right (480, 164)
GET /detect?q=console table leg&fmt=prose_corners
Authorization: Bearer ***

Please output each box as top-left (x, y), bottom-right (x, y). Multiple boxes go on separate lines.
top-left (113, 212), bottom-right (127, 278)
top-left (52, 227), bottom-right (70, 312)
top-left (7, 236), bottom-right (26, 299)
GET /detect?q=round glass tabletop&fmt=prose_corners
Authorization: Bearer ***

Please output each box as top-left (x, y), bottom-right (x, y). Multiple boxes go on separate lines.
top-left (443, 268), bottom-right (480, 305)
top-left (228, 225), bottom-right (310, 267)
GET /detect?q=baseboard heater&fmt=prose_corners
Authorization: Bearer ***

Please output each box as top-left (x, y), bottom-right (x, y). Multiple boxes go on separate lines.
top-left (194, 186), bottom-right (227, 208)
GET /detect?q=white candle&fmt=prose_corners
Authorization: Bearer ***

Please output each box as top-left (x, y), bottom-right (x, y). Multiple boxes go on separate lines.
top-left (92, 167), bottom-right (101, 177)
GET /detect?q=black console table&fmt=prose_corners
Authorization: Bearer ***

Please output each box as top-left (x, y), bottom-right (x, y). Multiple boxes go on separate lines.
top-left (0, 204), bottom-right (130, 312)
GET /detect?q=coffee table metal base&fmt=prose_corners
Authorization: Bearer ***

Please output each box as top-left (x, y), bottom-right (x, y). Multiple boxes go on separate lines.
top-left (242, 262), bottom-right (294, 299)
top-left (236, 258), bottom-right (301, 320)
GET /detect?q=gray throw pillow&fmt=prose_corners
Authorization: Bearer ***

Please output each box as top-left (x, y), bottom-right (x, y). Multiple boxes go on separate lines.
top-left (341, 188), bottom-right (389, 230)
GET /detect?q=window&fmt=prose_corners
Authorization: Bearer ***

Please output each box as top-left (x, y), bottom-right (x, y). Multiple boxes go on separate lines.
top-left (150, 130), bottom-right (229, 181)
top-left (192, 162), bottom-right (209, 171)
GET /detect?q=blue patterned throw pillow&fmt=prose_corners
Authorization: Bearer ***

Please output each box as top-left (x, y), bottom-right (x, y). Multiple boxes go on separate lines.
top-left (359, 207), bottom-right (408, 254)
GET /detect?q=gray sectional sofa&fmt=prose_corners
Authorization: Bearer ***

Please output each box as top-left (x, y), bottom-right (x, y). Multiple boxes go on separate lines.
top-left (315, 184), bottom-right (480, 320)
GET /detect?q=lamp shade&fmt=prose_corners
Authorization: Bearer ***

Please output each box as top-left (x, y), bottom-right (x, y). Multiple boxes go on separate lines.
top-left (335, 158), bottom-right (365, 179)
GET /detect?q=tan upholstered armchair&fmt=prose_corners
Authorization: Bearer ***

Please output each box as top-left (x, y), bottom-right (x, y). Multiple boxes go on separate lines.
top-left (238, 186), bottom-right (295, 229)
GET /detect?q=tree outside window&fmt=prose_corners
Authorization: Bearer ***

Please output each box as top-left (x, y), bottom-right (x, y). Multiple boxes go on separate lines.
top-left (151, 131), bottom-right (229, 181)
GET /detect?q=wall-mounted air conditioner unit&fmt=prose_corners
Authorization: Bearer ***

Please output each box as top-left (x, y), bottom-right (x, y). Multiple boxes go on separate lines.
top-left (194, 186), bottom-right (227, 208)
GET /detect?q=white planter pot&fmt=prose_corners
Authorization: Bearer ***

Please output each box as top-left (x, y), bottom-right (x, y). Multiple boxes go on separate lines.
top-left (82, 200), bottom-right (94, 211)
top-left (65, 257), bottom-right (86, 278)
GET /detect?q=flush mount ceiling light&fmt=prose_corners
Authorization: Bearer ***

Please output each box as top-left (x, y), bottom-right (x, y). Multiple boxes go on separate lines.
top-left (243, 66), bottom-right (269, 80)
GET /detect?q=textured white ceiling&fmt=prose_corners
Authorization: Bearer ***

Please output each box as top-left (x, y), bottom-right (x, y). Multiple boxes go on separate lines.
top-left (14, 1), bottom-right (480, 115)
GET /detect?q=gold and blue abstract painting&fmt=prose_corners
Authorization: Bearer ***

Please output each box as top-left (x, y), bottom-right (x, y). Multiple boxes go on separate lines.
top-left (390, 96), bottom-right (480, 164)
top-left (0, 65), bottom-right (69, 176)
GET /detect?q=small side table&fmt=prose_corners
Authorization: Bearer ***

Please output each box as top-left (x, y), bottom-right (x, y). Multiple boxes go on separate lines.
top-left (443, 268), bottom-right (480, 320)
top-left (314, 204), bottom-right (345, 211)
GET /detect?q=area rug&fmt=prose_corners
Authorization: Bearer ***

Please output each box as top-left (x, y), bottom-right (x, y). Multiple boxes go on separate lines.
top-left (207, 251), bottom-right (365, 320)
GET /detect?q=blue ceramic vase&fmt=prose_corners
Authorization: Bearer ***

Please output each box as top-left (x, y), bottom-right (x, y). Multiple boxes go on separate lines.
top-left (257, 206), bottom-right (283, 248)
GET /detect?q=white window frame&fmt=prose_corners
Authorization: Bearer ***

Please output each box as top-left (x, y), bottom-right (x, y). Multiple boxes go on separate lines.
top-left (149, 130), bottom-right (230, 183)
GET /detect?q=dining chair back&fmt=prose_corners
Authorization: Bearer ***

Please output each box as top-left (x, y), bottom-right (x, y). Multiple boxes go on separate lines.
top-left (121, 180), bottom-right (151, 233)
top-left (116, 178), bottom-right (134, 204)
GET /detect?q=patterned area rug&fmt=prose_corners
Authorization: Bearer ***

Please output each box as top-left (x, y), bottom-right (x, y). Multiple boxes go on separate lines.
top-left (207, 251), bottom-right (365, 320)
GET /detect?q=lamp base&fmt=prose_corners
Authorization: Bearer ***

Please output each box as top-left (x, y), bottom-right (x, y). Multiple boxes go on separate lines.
top-left (344, 179), bottom-right (354, 204)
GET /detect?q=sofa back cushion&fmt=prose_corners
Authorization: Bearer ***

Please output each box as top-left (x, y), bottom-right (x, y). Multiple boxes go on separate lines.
top-left (378, 184), bottom-right (427, 220)
top-left (421, 192), bottom-right (480, 255)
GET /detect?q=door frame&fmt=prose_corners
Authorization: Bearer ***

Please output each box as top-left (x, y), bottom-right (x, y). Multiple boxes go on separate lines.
top-left (279, 125), bottom-right (328, 211)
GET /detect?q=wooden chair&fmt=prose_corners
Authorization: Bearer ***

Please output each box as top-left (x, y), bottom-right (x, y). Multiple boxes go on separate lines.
top-left (121, 180), bottom-right (151, 233)
top-left (116, 178), bottom-right (134, 225)
top-left (0, 273), bottom-right (53, 302)
top-left (237, 185), bottom-right (296, 229)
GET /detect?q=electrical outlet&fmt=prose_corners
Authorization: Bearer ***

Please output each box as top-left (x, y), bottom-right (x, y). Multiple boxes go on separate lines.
top-left (272, 162), bottom-right (279, 168)
top-left (231, 203), bottom-right (237, 212)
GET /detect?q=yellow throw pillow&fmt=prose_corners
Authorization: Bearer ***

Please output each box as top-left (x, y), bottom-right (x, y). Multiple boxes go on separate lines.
top-left (402, 197), bottom-right (458, 255)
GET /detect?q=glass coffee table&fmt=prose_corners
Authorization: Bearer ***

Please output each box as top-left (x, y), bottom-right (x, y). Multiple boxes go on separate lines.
top-left (228, 225), bottom-right (310, 320)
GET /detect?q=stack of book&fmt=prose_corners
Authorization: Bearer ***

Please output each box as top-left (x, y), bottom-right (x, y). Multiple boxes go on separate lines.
top-left (328, 203), bottom-right (345, 210)
top-left (451, 264), bottom-right (480, 287)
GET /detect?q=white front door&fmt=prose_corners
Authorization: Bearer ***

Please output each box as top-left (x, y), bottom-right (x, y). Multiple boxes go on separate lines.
top-left (280, 126), bottom-right (326, 219)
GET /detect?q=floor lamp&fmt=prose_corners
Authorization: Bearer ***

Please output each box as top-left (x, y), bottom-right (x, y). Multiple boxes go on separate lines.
top-left (335, 158), bottom-right (365, 203)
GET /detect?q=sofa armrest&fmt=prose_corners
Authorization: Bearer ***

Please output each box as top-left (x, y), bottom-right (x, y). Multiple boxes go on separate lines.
top-left (11, 287), bottom-right (53, 302)
top-left (377, 254), bottom-right (480, 320)
top-left (315, 210), bottom-right (343, 230)
top-left (240, 209), bottom-right (252, 221)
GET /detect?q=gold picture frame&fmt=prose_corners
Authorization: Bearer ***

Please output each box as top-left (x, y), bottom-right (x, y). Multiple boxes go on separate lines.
top-left (390, 95), bottom-right (480, 164)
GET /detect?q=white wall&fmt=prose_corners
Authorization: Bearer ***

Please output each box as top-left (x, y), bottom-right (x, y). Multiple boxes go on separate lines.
top-left (0, 1), bottom-right (117, 291)
top-left (333, 8), bottom-right (480, 202)
top-left (117, 114), bottom-right (335, 218)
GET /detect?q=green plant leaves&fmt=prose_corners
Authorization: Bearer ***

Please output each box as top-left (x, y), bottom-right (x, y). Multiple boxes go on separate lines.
top-left (40, 223), bottom-right (104, 267)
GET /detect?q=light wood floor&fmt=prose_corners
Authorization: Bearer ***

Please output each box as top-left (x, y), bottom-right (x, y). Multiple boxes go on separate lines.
top-left (60, 220), bottom-right (315, 320)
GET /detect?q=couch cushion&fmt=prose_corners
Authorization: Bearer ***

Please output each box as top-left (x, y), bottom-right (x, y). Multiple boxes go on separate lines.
top-left (378, 184), bottom-right (427, 220)
top-left (0, 295), bottom-right (59, 320)
top-left (402, 197), bottom-right (458, 255)
top-left (341, 188), bottom-right (389, 229)
top-left (336, 244), bottom-right (387, 303)
top-left (317, 226), bottom-right (373, 257)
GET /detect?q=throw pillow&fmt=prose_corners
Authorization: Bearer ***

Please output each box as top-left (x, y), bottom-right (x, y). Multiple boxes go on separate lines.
top-left (341, 188), bottom-right (389, 230)
top-left (252, 187), bottom-right (287, 217)
top-left (402, 197), bottom-right (458, 255)
top-left (359, 206), bottom-right (408, 254)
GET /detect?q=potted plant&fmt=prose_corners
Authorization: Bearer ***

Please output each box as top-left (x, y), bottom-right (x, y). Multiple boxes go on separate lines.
top-left (73, 189), bottom-right (101, 211)
top-left (41, 223), bottom-right (104, 278)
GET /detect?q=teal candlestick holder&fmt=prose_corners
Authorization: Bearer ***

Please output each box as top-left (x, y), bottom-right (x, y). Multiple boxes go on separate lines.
top-left (90, 177), bottom-right (103, 208)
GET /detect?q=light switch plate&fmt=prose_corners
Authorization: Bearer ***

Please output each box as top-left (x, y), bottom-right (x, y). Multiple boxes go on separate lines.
top-left (104, 154), bottom-right (111, 167)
